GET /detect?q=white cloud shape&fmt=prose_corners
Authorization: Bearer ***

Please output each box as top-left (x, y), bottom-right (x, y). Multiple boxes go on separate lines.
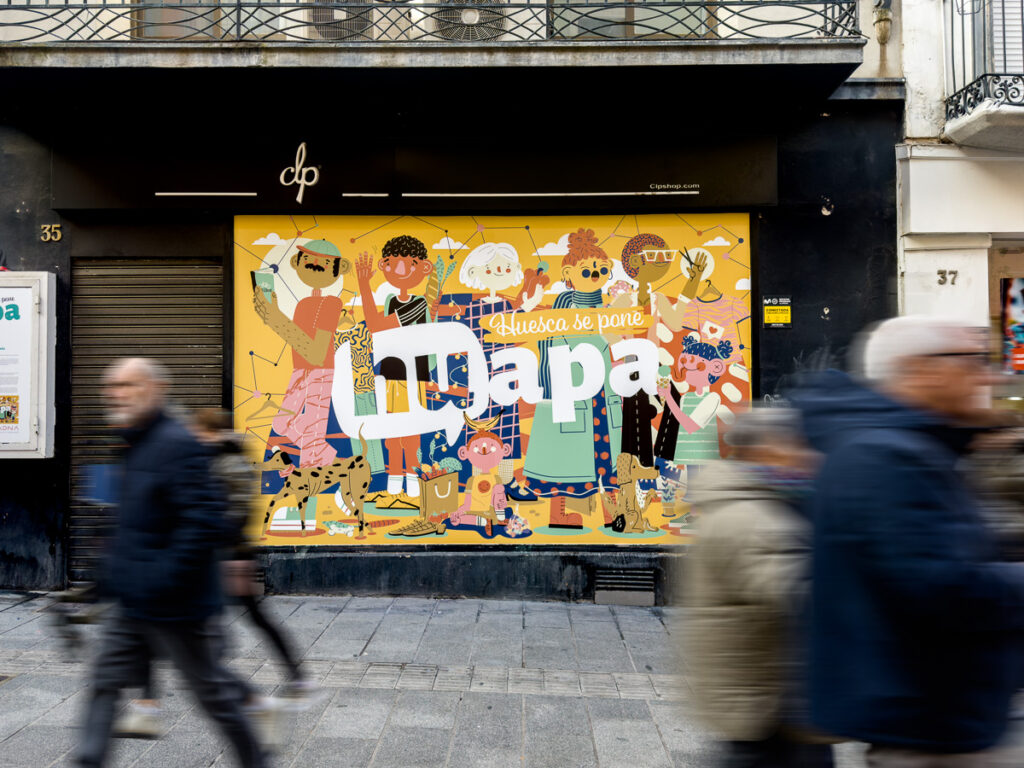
top-left (534, 233), bottom-right (571, 257)
top-left (432, 237), bottom-right (467, 252)
top-left (610, 259), bottom-right (638, 289)
top-left (253, 232), bottom-right (287, 246)
top-left (703, 236), bottom-right (731, 247)
top-left (735, 278), bottom-right (751, 291)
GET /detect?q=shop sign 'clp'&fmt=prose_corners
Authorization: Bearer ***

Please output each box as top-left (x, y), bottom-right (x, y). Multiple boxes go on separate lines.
top-left (280, 143), bottom-right (319, 204)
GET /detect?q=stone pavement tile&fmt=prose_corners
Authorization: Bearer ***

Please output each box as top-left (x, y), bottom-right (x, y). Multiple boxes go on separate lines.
top-left (586, 697), bottom-right (652, 721)
top-left (523, 627), bottom-right (577, 670)
top-left (0, 675), bottom-right (82, 740)
top-left (623, 630), bottom-right (680, 675)
top-left (270, 601), bottom-right (348, 657)
top-left (523, 695), bottom-right (597, 768)
top-left (359, 662), bottom-right (403, 689)
top-left (448, 692), bottom-right (522, 768)
top-left (570, 620), bottom-right (622, 643)
top-left (470, 666), bottom-right (508, 694)
top-left (474, 613), bottom-right (523, 636)
top-left (313, 687), bottom-right (396, 739)
top-left (0, 724), bottom-right (76, 767)
top-left (0, 615), bottom-right (55, 651)
top-left (285, 736), bottom-right (376, 768)
top-left (568, 605), bottom-right (613, 623)
top-left (477, 600), bottom-right (523, 614)
top-left (650, 674), bottom-right (690, 702)
top-left (648, 700), bottom-right (719, 767)
top-left (34, 687), bottom-right (89, 726)
top-left (344, 597), bottom-right (396, 613)
top-left (395, 664), bottom-right (438, 691)
top-left (433, 667), bottom-right (472, 692)
top-left (589, 716), bottom-right (672, 768)
top-left (433, 599), bottom-right (482, 616)
top-left (388, 690), bottom-right (461, 730)
top-left (524, 610), bottom-right (570, 630)
top-left (468, 637), bottom-right (522, 669)
top-left (543, 670), bottom-right (581, 697)
top-left (370, 725), bottom-right (451, 768)
top-left (303, 614), bottom-right (384, 661)
top-left (579, 672), bottom-right (618, 698)
top-left (358, 616), bottom-right (429, 661)
top-left (324, 661), bottom-right (367, 688)
top-left (254, 678), bottom-right (337, 768)
top-left (508, 668), bottom-right (544, 696)
top-left (413, 630), bottom-right (471, 666)
top-left (387, 598), bottom-right (437, 615)
top-left (573, 638), bottom-right (631, 674)
top-left (130, 722), bottom-right (225, 768)
top-left (613, 673), bottom-right (657, 699)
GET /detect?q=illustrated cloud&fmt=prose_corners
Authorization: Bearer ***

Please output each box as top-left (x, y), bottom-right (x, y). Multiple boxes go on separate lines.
top-left (432, 236), bottom-right (467, 252)
top-left (253, 233), bottom-right (287, 246)
top-left (703, 236), bottom-right (731, 247)
top-left (735, 278), bottom-right (751, 291)
top-left (534, 234), bottom-right (570, 257)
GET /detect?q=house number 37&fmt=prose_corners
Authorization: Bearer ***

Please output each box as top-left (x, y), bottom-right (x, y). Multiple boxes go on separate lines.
top-left (40, 224), bottom-right (63, 242)
top-left (937, 269), bottom-right (958, 285)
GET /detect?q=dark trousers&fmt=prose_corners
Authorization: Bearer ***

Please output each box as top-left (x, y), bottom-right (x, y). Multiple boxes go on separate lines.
top-left (721, 732), bottom-right (834, 768)
top-left (138, 593), bottom-right (301, 700)
top-left (77, 612), bottom-right (265, 768)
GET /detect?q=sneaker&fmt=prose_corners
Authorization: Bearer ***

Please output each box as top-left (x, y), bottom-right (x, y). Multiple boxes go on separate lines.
top-left (243, 696), bottom-right (287, 748)
top-left (281, 678), bottom-right (327, 711)
top-left (113, 701), bottom-right (164, 739)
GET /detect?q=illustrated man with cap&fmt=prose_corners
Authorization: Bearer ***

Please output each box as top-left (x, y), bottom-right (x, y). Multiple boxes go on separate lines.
top-left (254, 239), bottom-right (351, 470)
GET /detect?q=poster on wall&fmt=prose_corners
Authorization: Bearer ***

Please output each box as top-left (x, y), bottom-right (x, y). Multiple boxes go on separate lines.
top-left (1001, 278), bottom-right (1024, 373)
top-left (234, 214), bottom-right (752, 546)
top-left (0, 286), bottom-right (34, 446)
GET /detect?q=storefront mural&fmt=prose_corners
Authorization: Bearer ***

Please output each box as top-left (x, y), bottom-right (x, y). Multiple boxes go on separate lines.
top-left (234, 214), bottom-right (751, 545)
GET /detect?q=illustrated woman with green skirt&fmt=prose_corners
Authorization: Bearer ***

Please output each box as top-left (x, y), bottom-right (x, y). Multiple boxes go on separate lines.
top-left (522, 229), bottom-right (624, 530)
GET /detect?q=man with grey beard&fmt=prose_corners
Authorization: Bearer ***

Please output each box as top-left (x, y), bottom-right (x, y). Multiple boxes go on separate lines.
top-left (76, 358), bottom-right (265, 768)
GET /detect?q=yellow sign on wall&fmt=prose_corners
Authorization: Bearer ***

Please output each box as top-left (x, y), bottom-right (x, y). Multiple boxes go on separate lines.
top-left (234, 214), bottom-right (752, 546)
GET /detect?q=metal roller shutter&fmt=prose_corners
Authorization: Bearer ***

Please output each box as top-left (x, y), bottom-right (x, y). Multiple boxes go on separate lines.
top-left (69, 258), bottom-right (224, 584)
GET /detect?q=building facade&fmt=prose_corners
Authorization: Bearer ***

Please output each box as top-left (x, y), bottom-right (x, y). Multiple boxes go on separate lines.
top-left (1, 0), bottom-right (900, 600)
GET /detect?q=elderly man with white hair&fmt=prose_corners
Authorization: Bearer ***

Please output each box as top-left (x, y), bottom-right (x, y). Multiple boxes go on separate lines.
top-left (795, 316), bottom-right (1024, 767)
top-left (76, 358), bottom-right (265, 768)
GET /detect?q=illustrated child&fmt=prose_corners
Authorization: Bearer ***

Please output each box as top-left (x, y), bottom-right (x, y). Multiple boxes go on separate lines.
top-left (355, 235), bottom-right (460, 508)
top-left (450, 413), bottom-right (512, 530)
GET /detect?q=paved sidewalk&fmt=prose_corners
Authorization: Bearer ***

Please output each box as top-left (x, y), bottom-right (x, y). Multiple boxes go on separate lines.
top-left (0, 591), bottom-right (1019, 767)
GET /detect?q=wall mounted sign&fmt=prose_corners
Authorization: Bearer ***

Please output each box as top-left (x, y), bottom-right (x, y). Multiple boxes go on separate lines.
top-left (0, 272), bottom-right (56, 459)
top-left (234, 213), bottom-right (753, 548)
top-left (762, 295), bottom-right (791, 328)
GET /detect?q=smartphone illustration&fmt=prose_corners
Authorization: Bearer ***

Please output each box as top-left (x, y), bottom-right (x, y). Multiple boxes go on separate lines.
top-left (251, 269), bottom-right (275, 302)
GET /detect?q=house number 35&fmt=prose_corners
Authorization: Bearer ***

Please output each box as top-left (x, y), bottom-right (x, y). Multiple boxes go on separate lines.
top-left (40, 224), bottom-right (63, 243)
top-left (937, 269), bottom-right (958, 285)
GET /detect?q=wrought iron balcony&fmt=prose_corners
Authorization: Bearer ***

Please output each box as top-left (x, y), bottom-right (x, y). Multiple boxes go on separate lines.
top-left (0, 0), bottom-right (858, 44)
top-left (945, 0), bottom-right (1024, 150)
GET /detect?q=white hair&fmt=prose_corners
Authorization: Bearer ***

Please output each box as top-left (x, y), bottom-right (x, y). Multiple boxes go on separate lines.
top-left (860, 315), bottom-right (978, 381)
top-left (458, 242), bottom-right (523, 291)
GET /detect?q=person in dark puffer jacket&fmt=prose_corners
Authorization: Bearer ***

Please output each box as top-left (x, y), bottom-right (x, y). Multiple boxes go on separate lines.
top-left (76, 358), bottom-right (265, 768)
top-left (793, 316), bottom-right (1024, 768)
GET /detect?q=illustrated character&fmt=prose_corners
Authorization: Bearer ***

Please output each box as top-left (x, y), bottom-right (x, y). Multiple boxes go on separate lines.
top-left (457, 241), bottom-right (548, 501)
top-left (355, 235), bottom-right (460, 509)
top-left (521, 228), bottom-right (624, 530)
top-left (655, 335), bottom-right (733, 466)
top-left (449, 413), bottom-right (513, 537)
top-left (254, 239), bottom-right (350, 472)
top-left (619, 233), bottom-right (676, 308)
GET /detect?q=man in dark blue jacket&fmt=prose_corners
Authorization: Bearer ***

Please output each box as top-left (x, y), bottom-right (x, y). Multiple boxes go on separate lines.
top-left (76, 358), bottom-right (264, 768)
top-left (795, 316), bottom-right (1024, 767)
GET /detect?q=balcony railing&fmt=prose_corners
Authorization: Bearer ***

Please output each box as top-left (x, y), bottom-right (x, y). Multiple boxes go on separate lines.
top-left (946, 0), bottom-right (1024, 119)
top-left (0, 0), bottom-right (858, 45)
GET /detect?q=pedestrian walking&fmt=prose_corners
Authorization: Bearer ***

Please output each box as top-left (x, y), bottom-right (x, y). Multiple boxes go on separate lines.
top-left (794, 316), bottom-right (1024, 767)
top-left (683, 408), bottom-right (833, 768)
top-left (76, 358), bottom-right (265, 768)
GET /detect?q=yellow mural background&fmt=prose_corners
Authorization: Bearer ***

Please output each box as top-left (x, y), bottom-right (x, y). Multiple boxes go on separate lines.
top-left (234, 213), bottom-right (752, 546)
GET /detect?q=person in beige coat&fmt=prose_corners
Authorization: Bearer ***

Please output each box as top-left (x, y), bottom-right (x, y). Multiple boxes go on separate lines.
top-left (682, 408), bottom-right (831, 768)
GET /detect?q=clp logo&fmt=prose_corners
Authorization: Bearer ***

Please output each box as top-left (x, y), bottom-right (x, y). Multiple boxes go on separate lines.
top-left (280, 142), bottom-right (319, 204)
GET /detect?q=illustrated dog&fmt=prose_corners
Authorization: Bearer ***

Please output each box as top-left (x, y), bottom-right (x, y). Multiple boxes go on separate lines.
top-left (600, 452), bottom-right (661, 533)
top-left (260, 428), bottom-right (373, 537)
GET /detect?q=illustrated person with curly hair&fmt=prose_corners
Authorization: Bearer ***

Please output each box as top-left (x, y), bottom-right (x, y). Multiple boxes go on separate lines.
top-left (355, 234), bottom-right (460, 508)
top-left (619, 232), bottom-right (674, 308)
top-left (522, 228), bottom-right (626, 529)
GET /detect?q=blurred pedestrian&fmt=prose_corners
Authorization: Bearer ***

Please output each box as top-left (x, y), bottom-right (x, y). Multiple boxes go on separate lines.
top-left (966, 424), bottom-right (1024, 561)
top-left (795, 316), bottom-right (1024, 767)
top-left (683, 408), bottom-right (832, 768)
top-left (76, 358), bottom-right (265, 768)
